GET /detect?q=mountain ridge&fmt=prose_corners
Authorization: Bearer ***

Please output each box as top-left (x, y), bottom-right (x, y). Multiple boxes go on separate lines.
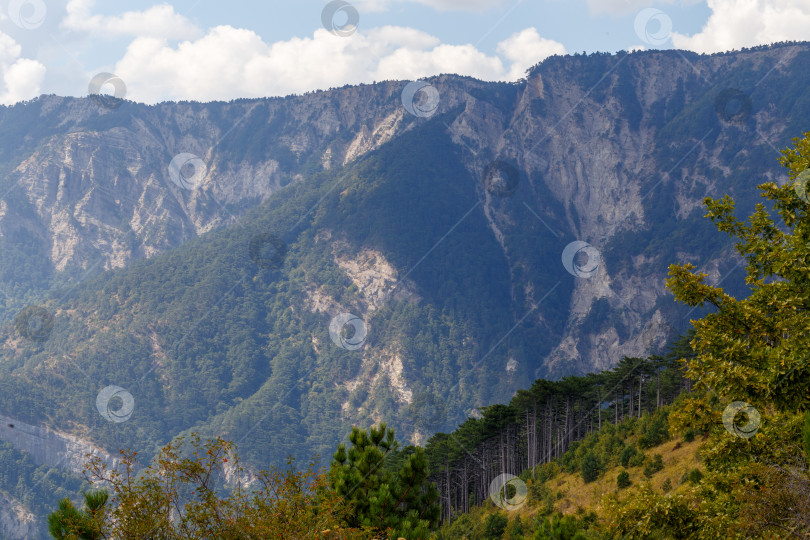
top-left (0, 42), bottom-right (809, 537)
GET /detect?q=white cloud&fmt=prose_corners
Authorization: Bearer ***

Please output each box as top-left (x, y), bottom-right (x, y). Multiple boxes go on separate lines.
top-left (587, 0), bottom-right (702, 16)
top-left (113, 25), bottom-right (564, 103)
top-left (407, 0), bottom-right (505, 10)
top-left (0, 32), bottom-right (46, 105)
top-left (62, 0), bottom-right (200, 40)
top-left (355, 0), bottom-right (505, 12)
top-left (672, 0), bottom-right (810, 53)
top-left (497, 27), bottom-right (567, 80)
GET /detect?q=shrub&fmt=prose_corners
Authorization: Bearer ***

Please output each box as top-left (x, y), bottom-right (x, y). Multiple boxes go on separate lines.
top-left (594, 428), bottom-right (625, 464)
top-left (661, 478), bottom-right (672, 493)
top-left (534, 513), bottom-right (589, 540)
top-left (638, 412), bottom-right (669, 449)
top-left (74, 434), bottom-right (372, 539)
top-left (681, 468), bottom-right (703, 485)
top-left (484, 513), bottom-right (508, 539)
top-left (617, 418), bottom-right (637, 439)
top-left (620, 445), bottom-right (638, 467)
top-left (505, 515), bottom-right (524, 539)
top-left (683, 428), bottom-right (696, 442)
top-left (529, 479), bottom-right (552, 509)
top-left (601, 484), bottom-right (705, 538)
top-left (445, 512), bottom-right (475, 539)
top-left (617, 470), bottom-right (631, 489)
top-left (643, 454), bottom-right (664, 478)
top-left (581, 452), bottom-right (601, 483)
top-left (535, 462), bottom-right (561, 483)
top-left (628, 453), bottom-right (645, 467)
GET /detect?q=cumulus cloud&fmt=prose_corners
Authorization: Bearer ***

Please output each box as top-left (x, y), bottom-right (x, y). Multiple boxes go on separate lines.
top-left (113, 25), bottom-right (565, 103)
top-left (0, 32), bottom-right (46, 105)
top-left (497, 28), bottom-right (567, 80)
top-left (62, 0), bottom-right (200, 40)
top-left (672, 0), bottom-right (810, 53)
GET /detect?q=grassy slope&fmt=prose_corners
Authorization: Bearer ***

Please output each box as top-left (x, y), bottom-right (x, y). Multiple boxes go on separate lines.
top-left (550, 437), bottom-right (703, 516)
top-left (440, 424), bottom-right (707, 538)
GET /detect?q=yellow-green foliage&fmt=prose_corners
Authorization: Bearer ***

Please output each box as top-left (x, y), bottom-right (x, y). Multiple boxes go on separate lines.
top-left (78, 434), bottom-right (375, 539)
top-left (601, 482), bottom-right (738, 539)
top-left (668, 394), bottom-right (719, 435)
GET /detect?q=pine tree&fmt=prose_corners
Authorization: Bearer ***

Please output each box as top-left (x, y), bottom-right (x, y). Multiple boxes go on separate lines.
top-left (580, 452), bottom-right (600, 483)
top-left (330, 423), bottom-right (440, 539)
top-left (47, 490), bottom-right (107, 540)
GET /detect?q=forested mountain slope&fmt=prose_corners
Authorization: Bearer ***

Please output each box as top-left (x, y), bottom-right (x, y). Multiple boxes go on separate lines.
top-left (1, 43), bottom-right (810, 537)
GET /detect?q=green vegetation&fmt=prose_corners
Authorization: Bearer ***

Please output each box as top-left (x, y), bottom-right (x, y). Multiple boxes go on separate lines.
top-left (330, 424), bottom-right (440, 538)
top-left (579, 452), bottom-right (600, 484)
top-left (641, 453), bottom-right (663, 478)
top-left (424, 347), bottom-right (689, 522)
top-left (48, 491), bottom-right (106, 540)
top-left (48, 428), bottom-right (442, 539)
top-left (51, 434), bottom-right (376, 539)
top-left (618, 445), bottom-right (636, 467)
top-left (0, 440), bottom-right (83, 518)
top-left (616, 470), bottom-right (630, 489)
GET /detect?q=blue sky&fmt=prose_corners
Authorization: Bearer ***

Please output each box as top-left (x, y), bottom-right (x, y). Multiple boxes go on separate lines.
top-left (0, 0), bottom-right (807, 104)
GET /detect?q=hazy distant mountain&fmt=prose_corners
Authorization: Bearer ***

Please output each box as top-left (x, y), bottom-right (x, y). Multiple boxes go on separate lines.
top-left (0, 42), bottom-right (808, 537)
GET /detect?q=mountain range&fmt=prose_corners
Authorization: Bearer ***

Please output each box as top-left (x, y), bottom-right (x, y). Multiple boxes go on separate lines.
top-left (0, 42), bottom-right (809, 537)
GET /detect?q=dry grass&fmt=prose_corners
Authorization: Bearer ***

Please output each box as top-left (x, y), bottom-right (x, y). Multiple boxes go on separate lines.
top-left (549, 437), bottom-right (704, 515)
top-left (444, 436), bottom-right (706, 537)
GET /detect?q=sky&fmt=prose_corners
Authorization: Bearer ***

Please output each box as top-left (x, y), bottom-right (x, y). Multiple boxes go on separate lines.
top-left (0, 0), bottom-right (807, 105)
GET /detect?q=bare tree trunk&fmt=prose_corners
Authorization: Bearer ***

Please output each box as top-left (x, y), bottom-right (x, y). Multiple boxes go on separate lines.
top-left (598, 386), bottom-right (602, 430)
top-left (656, 364), bottom-right (661, 408)
top-left (615, 388), bottom-right (619, 425)
top-left (638, 375), bottom-right (643, 418)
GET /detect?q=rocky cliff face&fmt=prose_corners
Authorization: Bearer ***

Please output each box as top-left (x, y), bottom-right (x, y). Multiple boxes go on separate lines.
top-left (0, 490), bottom-right (38, 540)
top-left (0, 414), bottom-right (118, 539)
top-left (424, 45), bottom-right (803, 376)
top-left (1, 86), bottom-right (432, 280)
top-left (0, 414), bottom-right (117, 476)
